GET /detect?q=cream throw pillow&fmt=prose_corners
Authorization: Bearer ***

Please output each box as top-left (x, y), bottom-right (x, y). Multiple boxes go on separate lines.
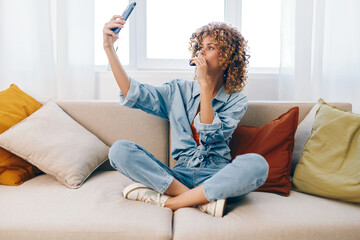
top-left (0, 100), bottom-right (109, 189)
top-left (293, 102), bottom-right (360, 203)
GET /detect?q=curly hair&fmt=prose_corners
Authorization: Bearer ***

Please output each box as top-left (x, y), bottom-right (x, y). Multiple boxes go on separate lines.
top-left (189, 22), bottom-right (250, 94)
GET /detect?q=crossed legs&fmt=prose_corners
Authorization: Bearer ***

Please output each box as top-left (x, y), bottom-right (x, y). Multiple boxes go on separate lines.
top-left (164, 179), bottom-right (209, 211)
top-left (109, 140), bottom-right (269, 213)
top-left (109, 140), bottom-right (210, 211)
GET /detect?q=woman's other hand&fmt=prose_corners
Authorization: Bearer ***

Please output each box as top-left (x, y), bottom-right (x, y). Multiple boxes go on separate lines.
top-left (190, 56), bottom-right (209, 88)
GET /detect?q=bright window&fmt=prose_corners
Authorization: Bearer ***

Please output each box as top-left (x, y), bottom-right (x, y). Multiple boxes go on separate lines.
top-left (146, 0), bottom-right (224, 59)
top-left (94, 0), bottom-right (281, 72)
top-left (242, 0), bottom-right (281, 69)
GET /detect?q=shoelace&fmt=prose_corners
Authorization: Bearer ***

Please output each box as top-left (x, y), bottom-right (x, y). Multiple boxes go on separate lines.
top-left (138, 190), bottom-right (162, 207)
top-left (198, 202), bottom-right (215, 215)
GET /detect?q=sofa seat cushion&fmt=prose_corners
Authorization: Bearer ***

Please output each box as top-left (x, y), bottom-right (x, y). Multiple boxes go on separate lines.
top-left (172, 191), bottom-right (360, 240)
top-left (0, 171), bottom-right (172, 240)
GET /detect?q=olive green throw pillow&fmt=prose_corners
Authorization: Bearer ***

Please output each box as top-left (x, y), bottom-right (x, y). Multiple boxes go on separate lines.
top-left (293, 102), bottom-right (360, 203)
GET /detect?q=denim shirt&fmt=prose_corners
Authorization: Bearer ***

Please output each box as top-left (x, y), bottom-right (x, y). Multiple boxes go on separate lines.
top-left (119, 78), bottom-right (248, 167)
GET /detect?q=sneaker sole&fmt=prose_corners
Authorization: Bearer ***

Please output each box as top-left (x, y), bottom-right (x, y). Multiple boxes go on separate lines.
top-left (214, 199), bottom-right (226, 217)
top-left (123, 182), bottom-right (150, 199)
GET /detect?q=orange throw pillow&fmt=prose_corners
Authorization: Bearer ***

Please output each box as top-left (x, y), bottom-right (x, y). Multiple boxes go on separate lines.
top-left (230, 107), bottom-right (299, 196)
top-left (0, 84), bottom-right (42, 186)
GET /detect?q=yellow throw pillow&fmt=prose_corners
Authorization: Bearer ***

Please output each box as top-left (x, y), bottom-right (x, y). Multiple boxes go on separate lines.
top-left (293, 102), bottom-right (360, 203)
top-left (0, 84), bottom-right (42, 186)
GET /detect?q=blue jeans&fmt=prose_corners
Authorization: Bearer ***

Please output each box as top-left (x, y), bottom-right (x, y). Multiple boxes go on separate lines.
top-left (109, 140), bottom-right (269, 202)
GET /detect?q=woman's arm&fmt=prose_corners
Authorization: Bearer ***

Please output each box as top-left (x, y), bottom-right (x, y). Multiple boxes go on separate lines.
top-left (103, 15), bottom-right (173, 120)
top-left (190, 55), bottom-right (248, 158)
top-left (194, 94), bottom-right (248, 145)
top-left (103, 15), bottom-right (130, 97)
top-left (190, 55), bottom-right (217, 124)
top-left (199, 85), bottom-right (215, 124)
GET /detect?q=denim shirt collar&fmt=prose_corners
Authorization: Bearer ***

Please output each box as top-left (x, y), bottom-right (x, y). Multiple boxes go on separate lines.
top-left (192, 81), bottom-right (229, 103)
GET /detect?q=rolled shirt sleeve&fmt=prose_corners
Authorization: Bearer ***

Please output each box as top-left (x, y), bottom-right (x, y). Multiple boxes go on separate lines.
top-left (119, 78), bottom-right (172, 120)
top-left (119, 77), bottom-right (140, 108)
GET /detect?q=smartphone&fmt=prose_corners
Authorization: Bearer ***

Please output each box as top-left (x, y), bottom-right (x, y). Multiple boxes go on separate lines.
top-left (111, 2), bottom-right (136, 34)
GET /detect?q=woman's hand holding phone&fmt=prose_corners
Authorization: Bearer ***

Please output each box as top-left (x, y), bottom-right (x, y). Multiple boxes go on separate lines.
top-left (103, 1), bottom-right (136, 49)
top-left (103, 16), bottom-right (126, 50)
top-left (190, 56), bottom-right (208, 87)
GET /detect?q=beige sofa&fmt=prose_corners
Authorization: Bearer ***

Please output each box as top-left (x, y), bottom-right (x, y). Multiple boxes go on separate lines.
top-left (1, 101), bottom-right (359, 240)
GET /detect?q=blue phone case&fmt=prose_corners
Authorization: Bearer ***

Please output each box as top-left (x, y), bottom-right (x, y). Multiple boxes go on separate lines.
top-left (111, 2), bottom-right (136, 34)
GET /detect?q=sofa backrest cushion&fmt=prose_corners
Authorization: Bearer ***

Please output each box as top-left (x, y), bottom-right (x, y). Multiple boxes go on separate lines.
top-left (52, 101), bottom-right (169, 170)
top-left (240, 102), bottom-right (351, 127)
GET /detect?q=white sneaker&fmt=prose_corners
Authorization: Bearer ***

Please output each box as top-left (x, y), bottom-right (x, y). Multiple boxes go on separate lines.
top-left (198, 199), bottom-right (226, 217)
top-left (123, 182), bottom-right (169, 207)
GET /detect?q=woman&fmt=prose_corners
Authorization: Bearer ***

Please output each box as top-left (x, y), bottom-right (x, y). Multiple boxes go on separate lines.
top-left (103, 16), bottom-right (269, 217)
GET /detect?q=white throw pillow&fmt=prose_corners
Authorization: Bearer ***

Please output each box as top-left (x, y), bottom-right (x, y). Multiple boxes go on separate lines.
top-left (291, 99), bottom-right (323, 176)
top-left (0, 100), bottom-right (109, 188)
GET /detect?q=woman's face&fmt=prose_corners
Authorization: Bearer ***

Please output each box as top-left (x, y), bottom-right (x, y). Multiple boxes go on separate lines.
top-left (198, 36), bottom-right (221, 72)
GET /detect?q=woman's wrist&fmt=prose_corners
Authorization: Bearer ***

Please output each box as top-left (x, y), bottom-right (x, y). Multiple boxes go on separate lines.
top-left (103, 43), bottom-right (115, 52)
top-left (104, 45), bottom-right (115, 53)
top-left (199, 80), bottom-right (210, 91)
top-left (197, 78), bottom-right (209, 88)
